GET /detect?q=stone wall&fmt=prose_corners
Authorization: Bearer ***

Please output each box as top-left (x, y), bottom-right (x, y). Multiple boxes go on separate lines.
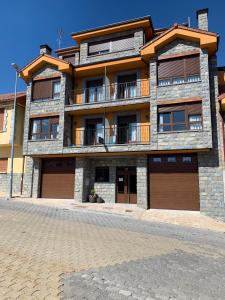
top-left (75, 156), bottom-right (148, 208)
top-left (198, 55), bottom-right (225, 218)
top-left (0, 174), bottom-right (22, 195)
top-left (22, 156), bottom-right (41, 198)
top-left (23, 66), bottom-right (67, 156)
top-left (149, 39), bottom-right (213, 151)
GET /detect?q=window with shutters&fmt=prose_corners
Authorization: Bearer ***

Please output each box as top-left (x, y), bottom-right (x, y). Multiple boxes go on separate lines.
top-left (158, 102), bottom-right (202, 132)
top-left (30, 117), bottom-right (59, 140)
top-left (0, 108), bottom-right (5, 132)
top-left (88, 34), bottom-right (134, 56)
top-left (0, 158), bottom-right (7, 173)
top-left (32, 78), bottom-right (61, 101)
top-left (157, 55), bottom-right (201, 86)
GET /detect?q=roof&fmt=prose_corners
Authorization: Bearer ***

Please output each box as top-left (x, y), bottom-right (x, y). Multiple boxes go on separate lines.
top-left (71, 16), bottom-right (153, 43)
top-left (55, 46), bottom-right (80, 56)
top-left (20, 54), bottom-right (72, 80)
top-left (140, 24), bottom-right (218, 59)
top-left (0, 91), bottom-right (26, 106)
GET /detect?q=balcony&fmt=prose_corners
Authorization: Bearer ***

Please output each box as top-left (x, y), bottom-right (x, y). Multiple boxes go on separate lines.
top-left (66, 124), bottom-right (150, 147)
top-left (65, 79), bottom-right (149, 107)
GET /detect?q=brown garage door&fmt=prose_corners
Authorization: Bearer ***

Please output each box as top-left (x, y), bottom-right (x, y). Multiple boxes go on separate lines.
top-left (149, 154), bottom-right (199, 211)
top-left (41, 158), bottom-right (75, 199)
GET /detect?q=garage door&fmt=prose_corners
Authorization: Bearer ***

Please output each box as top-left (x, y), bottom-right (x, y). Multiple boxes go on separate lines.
top-left (41, 158), bottom-right (75, 199)
top-left (149, 154), bottom-right (199, 211)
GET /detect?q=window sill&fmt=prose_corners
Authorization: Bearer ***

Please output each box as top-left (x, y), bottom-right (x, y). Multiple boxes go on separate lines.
top-left (87, 48), bottom-right (136, 59)
top-left (158, 129), bottom-right (203, 134)
top-left (31, 98), bottom-right (60, 103)
top-left (158, 80), bottom-right (201, 88)
top-left (28, 139), bottom-right (59, 142)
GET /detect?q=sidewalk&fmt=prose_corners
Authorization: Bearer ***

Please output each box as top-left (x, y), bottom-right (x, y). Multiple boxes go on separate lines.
top-left (4, 196), bottom-right (225, 233)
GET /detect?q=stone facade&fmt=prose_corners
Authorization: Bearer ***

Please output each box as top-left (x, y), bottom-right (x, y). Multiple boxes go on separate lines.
top-left (73, 156), bottom-right (148, 208)
top-left (198, 56), bottom-right (225, 217)
top-left (149, 39), bottom-right (213, 151)
top-left (21, 17), bottom-right (225, 219)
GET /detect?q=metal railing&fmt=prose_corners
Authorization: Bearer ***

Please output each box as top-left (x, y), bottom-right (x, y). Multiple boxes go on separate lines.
top-left (66, 125), bottom-right (150, 147)
top-left (65, 79), bottom-right (149, 105)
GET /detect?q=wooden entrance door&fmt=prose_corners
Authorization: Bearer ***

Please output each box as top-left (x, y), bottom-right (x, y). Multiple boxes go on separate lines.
top-left (116, 167), bottom-right (137, 204)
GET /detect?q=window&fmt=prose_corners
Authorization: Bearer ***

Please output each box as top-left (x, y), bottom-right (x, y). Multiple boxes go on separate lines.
top-left (152, 157), bottom-right (162, 163)
top-left (0, 158), bottom-right (7, 173)
top-left (88, 35), bottom-right (134, 56)
top-left (188, 114), bottom-right (202, 130)
top-left (95, 167), bottom-right (109, 182)
top-left (182, 156), bottom-right (192, 163)
top-left (158, 103), bottom-right (202, 133)
top-left (159, 110), bottom-right (186, 132)
top-left (52, 81), bottom-right (61, 99)
top-left (168, 156), bottom-right (176, 163)
top-left (32, 78), bottom-right (61, 101)
top-left (158, 55), bottom-right (200, 86)
top-left (0, 108), bottom-right (4, 132)
top-left (85, 118), bottom-right (104, 145)
top-left (30, 117), bottom-right (59, 140)
top-left (86, 79), bottom-right (103, 103)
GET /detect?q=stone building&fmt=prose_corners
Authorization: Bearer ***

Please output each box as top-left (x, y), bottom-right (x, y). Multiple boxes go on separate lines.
top-left (19, 8), bottom-right (225, 218)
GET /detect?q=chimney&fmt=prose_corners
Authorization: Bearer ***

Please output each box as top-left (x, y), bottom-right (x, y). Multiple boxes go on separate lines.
top-left (40, 44), bottom-right (52, 55)
top-left (196, 8), bottom-right (208, 31)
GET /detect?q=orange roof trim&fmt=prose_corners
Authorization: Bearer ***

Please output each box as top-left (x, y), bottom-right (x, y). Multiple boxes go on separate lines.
top-left (72, 18), bottom-right (153, 43)
top-left (20, 54), bottom-right (72, 80)
top-left (140, 24), bottom-right (218, 60)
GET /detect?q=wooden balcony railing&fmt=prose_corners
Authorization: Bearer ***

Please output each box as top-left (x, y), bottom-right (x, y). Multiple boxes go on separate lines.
top-left (66, 125), bottom-right (150, 147)
top-left (65, 79), bottom-right (149, 105)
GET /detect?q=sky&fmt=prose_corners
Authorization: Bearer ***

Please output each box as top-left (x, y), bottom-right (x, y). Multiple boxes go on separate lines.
top-left (0, 0), bottom-right (224, 93)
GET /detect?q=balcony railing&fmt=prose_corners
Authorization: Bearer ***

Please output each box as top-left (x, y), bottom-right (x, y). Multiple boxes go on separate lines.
top-left (66, 79), bottom-right (149, 105)
top-left (66, 125), bottom-right (150, 147)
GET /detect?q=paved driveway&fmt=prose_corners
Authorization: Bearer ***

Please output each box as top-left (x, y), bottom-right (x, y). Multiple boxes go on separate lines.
top-left (0, 200), bottom-right (224, 299)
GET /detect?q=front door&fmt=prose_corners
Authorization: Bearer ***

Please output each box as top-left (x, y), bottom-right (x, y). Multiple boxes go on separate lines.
top-left (116, 167), bottom-right (137, 204)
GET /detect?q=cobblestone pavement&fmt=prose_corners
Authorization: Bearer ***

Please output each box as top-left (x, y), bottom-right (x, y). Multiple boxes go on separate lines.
top-left (0, 200), bottom-right (225, 299)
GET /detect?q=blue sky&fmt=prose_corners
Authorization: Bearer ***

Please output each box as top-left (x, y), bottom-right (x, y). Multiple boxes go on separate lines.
top-left (0, 0), bottom-right (224, 93)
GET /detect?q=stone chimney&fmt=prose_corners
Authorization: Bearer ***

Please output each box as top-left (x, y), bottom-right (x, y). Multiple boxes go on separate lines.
top-left (40, 44), bottom-right (52, 55)
top-left (196, 8), bottom-right (208, 31)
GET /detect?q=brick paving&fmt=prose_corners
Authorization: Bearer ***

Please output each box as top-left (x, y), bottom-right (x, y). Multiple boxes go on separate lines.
top-left (0, 200), bottom-right (224, 299)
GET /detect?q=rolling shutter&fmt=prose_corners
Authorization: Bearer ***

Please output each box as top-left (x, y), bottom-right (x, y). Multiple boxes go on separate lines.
top-left (111, 36), bottom-right (134, 52)
top-left (89, 40), bottom-right (110, 54)
top-left (158, 102), bottom-right (201, 113)
top-left (63, 55), bottom-right (75, 64)
top-left (158, 55), bottom-right (200, 79)
top-left (0, 108), bottom-right (4, 131)
top-left (32, 79), bottom-right (54, 100)
top-left (185, 55), bottom-right (200, 76)
top-left (158, 58), bottom-right (184, 79)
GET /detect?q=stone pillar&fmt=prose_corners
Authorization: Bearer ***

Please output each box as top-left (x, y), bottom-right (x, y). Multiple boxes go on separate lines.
top-left (136, 155), bottom-right (148, 209)
top-left (149, 58), bottom-right (158, 149)
top-left (74, 158), bottom-right (90, 202)
top-left (22, 156), bottom-right (41, 198)
top-left (198, 55), bottom-right (225, 218)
